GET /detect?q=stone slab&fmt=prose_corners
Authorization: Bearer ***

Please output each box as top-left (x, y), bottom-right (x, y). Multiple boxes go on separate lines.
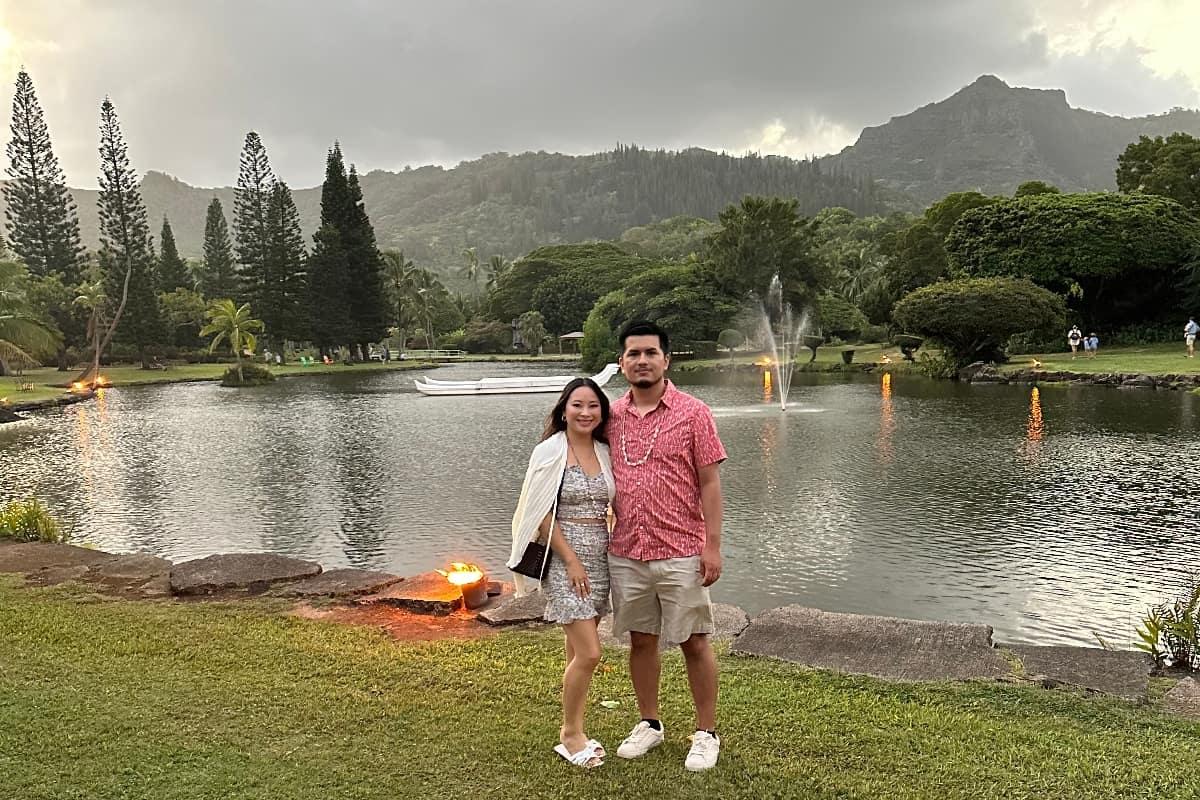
top-left (89, 553), bottom-right (174, 583)
top-left (731, 605), bottom-right (1009, 682)
top-left (169, 553), bottom-right (322, 596)
top-left (0, 542), bottom-right (117, 575)
top-left (1163, 676), bottom-right (1200, 721)
top-left (598, 603), bottom-right (750, 649)
top-left (1006, 644), bottom-right (1152, 701)
top-left (357, 571), bottom-right (462, 615)
top-left (477, 591), bottom-right (548, 626)
top-left (273, 568), bottom-right (403, 598)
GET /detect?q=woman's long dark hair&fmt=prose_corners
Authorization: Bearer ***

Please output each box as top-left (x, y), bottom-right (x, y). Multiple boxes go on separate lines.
top-left (541, 378), bottom-right (610, 443)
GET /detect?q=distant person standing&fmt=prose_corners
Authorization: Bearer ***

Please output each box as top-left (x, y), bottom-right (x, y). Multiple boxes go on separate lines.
top-left (1085, 333), bottom-right (1099, 359)
top-left (1185, 318), bottom-right (1199, 358)
top-left (1067, 325), bottom-right (1083, 359)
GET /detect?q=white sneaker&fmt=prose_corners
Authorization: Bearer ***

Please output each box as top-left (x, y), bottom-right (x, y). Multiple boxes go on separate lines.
top-left (616, 721), bottom-right (664, 759)
top-left (684, 731), bottom-right (720, 772)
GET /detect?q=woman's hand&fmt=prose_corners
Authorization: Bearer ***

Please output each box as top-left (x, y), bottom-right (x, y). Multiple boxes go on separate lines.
top-left (565, 559), bottom-right (591, 598)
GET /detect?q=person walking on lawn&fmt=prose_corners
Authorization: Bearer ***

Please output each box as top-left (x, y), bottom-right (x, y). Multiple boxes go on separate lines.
top-left (607, 320), bottom-right (727, 772)
top-left (1185, 318), bottom-right (1198, 358)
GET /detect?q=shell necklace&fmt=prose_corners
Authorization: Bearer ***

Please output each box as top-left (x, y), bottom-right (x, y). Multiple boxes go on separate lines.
top-left (621, 418), bottom-right (662, 467)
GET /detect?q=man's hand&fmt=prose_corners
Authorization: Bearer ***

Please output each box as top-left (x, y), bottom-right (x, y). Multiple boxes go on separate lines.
top-left (698, 545), bottom-right (722, 587)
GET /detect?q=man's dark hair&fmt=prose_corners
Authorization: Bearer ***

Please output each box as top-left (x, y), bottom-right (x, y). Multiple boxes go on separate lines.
top-left (619, 320), bottom-right (669, 354)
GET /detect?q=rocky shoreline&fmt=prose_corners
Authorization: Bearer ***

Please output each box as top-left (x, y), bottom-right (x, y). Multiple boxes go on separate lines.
top-left (963, 362), bottom-right (1200, 390)
top-left (2, 539), bottom-right (1196, 720)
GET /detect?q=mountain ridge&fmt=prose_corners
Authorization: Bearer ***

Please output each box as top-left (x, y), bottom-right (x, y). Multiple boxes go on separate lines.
top-left (820, 74), bottom-right (1200, 203)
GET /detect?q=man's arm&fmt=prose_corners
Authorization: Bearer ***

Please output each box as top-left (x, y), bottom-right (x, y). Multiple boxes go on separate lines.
top-left (698, 462), bottom-right (723, 586)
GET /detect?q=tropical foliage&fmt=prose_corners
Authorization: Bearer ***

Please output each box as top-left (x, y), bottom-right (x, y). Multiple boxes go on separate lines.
top-left (0, 497), bottom-right (67, 543)
top-left (892, 277), bottom-right (1066, 366)
top-left (199, 299), bottom-right (263, 385)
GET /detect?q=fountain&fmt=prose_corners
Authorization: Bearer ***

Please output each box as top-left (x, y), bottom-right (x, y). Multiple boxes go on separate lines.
top-left (758, 275), bottom-right (813, 411)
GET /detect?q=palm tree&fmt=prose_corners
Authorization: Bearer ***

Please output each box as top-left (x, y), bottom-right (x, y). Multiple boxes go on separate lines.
top-left (461, 247), bottom-right (480, 293)
top-left (72, 281), bottom-right (108, 386)
top-left (382, 249), bottom-right (417, 348)
top-left (0, 259), bottom-right (59, 376)
top-left (199, 299), bottom-right (264, 385)
top-left (486, 254), bottom-right (509, 291)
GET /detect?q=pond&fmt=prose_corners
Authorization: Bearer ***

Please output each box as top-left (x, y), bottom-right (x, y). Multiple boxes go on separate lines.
top-left (3, 362), bottom-right (1198, 647)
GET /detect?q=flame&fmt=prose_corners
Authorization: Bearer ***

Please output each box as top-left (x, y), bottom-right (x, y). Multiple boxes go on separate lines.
top-left (95, 375), bottom-right (110, 387)
top-left (437, 562), bottom-right (484, 586)
top-left (879, 354), bottom-right (893, 364)
top-left (71, 381), bottom-right (87, 393)
top-left (1030, 359), bottom-right (1043, 369)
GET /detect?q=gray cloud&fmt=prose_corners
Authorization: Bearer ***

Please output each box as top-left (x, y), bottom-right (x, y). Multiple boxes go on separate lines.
top-left (2, 0), bottom-right (1195, 189)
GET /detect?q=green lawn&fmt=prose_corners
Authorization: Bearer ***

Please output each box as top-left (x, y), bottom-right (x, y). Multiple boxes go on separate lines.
top-left (680, 342), bottom-right (912, 372)
top-left (1004, 342), bottom-right (1200, 375)
top-left (2, 361), bottom-right (429, 408)
top-left (0, 578), bottom-right (1194, 800)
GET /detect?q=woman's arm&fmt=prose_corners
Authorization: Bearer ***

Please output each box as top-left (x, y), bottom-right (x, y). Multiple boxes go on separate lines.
top-left (543, 511), bottom-right (591, 598)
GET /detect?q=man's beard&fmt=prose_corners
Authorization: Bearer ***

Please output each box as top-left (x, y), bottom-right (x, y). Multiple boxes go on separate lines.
top-left (631, 375), bottom-right (660, 388)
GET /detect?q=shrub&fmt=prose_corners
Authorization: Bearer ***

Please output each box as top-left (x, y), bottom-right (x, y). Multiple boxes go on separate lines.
top-left (892, 277), bottom-right (1066, 367)
top-left (0, 498), bottom-right (68, 543)
top-left (1135, 576), bottom-right (1200, 671)
top-left (439, 329), bottom-right (467, 351)
top-left (220, 363), bottom-right (276, 387)
top-left (717, 328), bottom-right (744, 357)
top-left (461, 319), bottom-right (511, 353)
top-left (859, 324), bottom-right (889, 344)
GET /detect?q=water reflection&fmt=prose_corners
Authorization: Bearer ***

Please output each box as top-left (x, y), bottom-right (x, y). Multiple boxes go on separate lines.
top-left (877, 372), bottom-right (894, 463)
top-left (5, 365), bottom-right (1200, 647)
top-left (1027, 387), bottom-right (1044, 442)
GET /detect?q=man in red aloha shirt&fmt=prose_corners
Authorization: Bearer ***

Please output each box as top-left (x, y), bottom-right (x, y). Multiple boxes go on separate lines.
top-left (608, 320), bottom-right (727, 772)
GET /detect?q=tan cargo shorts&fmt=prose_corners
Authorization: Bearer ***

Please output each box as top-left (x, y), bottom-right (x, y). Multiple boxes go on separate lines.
top-left (608, 553), bottom-right (715, 646)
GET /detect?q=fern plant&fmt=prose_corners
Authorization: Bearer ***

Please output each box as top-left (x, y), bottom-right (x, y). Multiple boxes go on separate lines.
top-left (1135, 576), bottom-right (1200, 670)
top-left (0, 497), bottom-right (68, 543)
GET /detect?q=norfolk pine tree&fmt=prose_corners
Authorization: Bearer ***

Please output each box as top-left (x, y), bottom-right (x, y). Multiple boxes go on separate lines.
top-left (306, 144), bottom-right (353, 355)
top-left (3, 69), bottom-right (86, 284)
top-left (200, 197), bottom-right (236, 299)
top-left (157, 215), bottom-right (191, 292)
top-left (95, 97), bottom-right (163, 372)
top-left (264, 180), bottom-right (308, 347)
top-left (345, 165), bottom-right (390, 354)
top-left (233, 132), bottom-right (274, 312)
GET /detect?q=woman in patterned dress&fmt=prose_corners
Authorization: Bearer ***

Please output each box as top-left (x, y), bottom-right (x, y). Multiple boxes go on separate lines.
top-left (516, 377), bottom-right (615, 767)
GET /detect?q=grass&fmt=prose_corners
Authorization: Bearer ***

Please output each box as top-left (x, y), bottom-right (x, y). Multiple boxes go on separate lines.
top-left (1, 361), bottom-right (429, 408)
top-left (0, 577), bottom-right (1195, 800)
top-left (679, 342), bottom-right (913, 372)
top-left (1004, 342), bottom-right (1200, 376)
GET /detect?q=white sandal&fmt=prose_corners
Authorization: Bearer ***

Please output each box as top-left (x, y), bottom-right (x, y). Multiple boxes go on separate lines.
top-left (554, 741), bottom-right (604, 768)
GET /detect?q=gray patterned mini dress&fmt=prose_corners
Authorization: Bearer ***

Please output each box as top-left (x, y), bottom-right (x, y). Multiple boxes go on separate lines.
top-left (542, 465), bottom-right (611, 623)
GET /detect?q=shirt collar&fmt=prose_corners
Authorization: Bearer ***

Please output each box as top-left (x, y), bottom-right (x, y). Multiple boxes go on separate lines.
top-left (621, 379), bottom-right (676, 414)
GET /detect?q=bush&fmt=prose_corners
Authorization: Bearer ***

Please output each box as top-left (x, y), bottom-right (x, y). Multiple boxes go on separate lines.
top-left (859, 324), bottom-right (889, 344)
top-left (1135, 575), bottom-right (1200, 671)
top-left (220, 363), bottom-right (276, 387)
top-left (461, 319), bottom-right (511, 353)
top-left (439, 329), bottom-right (467, 351)
top-left (687, 340), bottom-right (719, 359)
top-left (0, 498), bottom-right (68, 543)
top-left (717, 328), bottom-right (744, 355)
top-left (916, 351), bottom-right (957, 379)
top-left (816, 292), bottom-right (868, 340)
top-left (892, 277), bottom-right (1066, 367)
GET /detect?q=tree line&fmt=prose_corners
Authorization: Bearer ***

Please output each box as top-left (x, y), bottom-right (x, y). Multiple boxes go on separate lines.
top-left (1, 69), bottom-right (394, 376)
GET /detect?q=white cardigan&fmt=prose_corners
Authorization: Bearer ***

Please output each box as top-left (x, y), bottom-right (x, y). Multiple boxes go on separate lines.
top-left (507, 431), bottom-right (616, 596)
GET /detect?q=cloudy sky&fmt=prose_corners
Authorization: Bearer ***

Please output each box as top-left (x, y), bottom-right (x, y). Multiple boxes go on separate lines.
top-left (1, 0), bottom-right (1197, 189)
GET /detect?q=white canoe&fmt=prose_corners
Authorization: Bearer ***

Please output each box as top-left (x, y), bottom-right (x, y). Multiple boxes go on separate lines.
top-left (414, 363), bottom-right (620, 396)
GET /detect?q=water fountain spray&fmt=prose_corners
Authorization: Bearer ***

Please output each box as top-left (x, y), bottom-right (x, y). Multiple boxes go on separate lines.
top-left (758, 274), bottom-right (812, 410)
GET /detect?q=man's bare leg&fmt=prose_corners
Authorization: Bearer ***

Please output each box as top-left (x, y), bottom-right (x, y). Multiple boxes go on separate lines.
top-left (629, 631), bottom-right (661, 720)
top-left (679, 633), bottom-right (718, 731)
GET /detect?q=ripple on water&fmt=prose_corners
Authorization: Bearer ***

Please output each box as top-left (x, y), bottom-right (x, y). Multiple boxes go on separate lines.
top-left (2, 368), bottom-right (1198, 646)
